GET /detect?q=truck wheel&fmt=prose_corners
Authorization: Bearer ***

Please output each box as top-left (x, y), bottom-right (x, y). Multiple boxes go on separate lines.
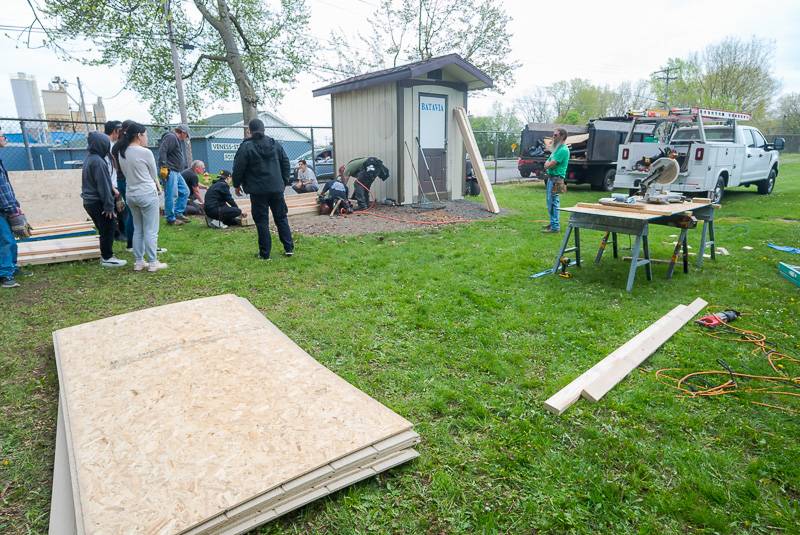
top-left (710, 177), bottom-right (724, 204)
top-left (592, 168), bottom-right (615, 192)
top-left (757, 168), bottom-right (776, 195)
top-left (520, 170), bottom-right (531, 178)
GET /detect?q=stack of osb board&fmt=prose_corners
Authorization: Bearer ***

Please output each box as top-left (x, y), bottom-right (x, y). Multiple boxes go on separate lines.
top-left (235, 192), bottom-right (319, 226)
top-left (50, 294), bottom-right (419, 534)
top-left (18, 235), bottom-right (100, 266)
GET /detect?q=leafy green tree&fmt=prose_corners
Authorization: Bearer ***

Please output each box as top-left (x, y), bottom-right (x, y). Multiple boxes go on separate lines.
top-left (29, 0), bottom-right (313, 122)
top-left (651, 37), bottom-right (778, 119)
top-left (469, 103), bottom-right (521, 158)
top-left (776, 93), bottom-right (800, 134)
top-left (329, 0), bottom-right (518, 91)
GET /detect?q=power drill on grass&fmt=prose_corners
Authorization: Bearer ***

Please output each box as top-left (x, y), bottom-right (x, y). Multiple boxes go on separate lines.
top-left (695, 309), bottom-right (740, 329)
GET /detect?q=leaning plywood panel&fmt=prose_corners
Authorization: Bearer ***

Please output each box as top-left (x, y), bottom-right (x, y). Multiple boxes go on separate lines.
top-left (453, 107), bottom-right (500, 214)
top-left (52, 295), bottom-right (415, 534)
top-left (8, 170), bottom-right (87, 227)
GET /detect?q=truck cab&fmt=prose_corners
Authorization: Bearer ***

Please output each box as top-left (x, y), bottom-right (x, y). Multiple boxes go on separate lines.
top-left (613, 108), bottom-right (785, 203)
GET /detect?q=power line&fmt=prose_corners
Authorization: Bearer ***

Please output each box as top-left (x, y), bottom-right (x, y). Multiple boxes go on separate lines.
top-left (652, 67), bottom-right (679, 108)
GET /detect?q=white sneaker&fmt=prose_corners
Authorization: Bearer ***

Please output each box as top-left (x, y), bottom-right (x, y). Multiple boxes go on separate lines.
top-left (157, 247), bottom-right (168, 253)
top-left (206, 216), bottom-right (227, 229)
top-left (148, 261), bottom-right (168, 272)
top-left (101, 257), bottom-right (127, 268)
top-left (133, 261), bottom-right (148, 272)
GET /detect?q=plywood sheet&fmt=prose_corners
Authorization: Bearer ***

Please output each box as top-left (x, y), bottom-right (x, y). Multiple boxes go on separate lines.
top-left (453, 107), bottom-right (500, 214)
top-left (8, 170), bottom-right (87, 227)
top-left (53, 295), bottom-right (414, 534)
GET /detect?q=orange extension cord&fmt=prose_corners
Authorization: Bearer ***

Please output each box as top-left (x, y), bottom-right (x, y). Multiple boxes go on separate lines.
top-left (656, 319), bottom-right (800, 414)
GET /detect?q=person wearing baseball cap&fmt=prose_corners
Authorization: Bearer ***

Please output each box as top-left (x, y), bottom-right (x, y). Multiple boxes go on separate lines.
top-left (157, 124), bottom-right (191, 225)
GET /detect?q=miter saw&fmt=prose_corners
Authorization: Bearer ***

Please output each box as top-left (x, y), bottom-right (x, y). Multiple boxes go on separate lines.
top-left (636, 157), bottom-right (683, 204)
top-left (600, 157), bottom-right (685, 207)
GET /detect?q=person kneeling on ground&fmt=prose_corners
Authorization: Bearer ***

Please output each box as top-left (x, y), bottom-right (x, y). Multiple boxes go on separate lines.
top-left (291, 159), bottom-right (318, 193)
top-left (204, 170), bottom-right (246, 228)
top-left (319, 165), bottom-right (353, 215)
top-left (182, 160), bottom-right (206, 216)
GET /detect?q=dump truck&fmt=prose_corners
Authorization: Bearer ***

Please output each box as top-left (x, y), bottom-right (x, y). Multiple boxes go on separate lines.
top-left (517, 117), bottom-right (651, 191)
top-left (612, 107), bottom-right (785, 203)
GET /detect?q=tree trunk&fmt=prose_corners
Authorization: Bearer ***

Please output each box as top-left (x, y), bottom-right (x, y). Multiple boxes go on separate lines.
top-left (194, 0), bottom-right (259, 123)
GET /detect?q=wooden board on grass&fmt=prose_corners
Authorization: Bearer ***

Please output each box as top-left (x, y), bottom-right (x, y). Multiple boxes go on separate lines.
top-left (51, 295), bottom-right (418, 534)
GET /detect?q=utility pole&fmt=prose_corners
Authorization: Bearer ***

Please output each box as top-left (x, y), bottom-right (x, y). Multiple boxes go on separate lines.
top-left (164, 0), bottom-right (192, 160)
top-left (76, 77), bottom-right (91, 133)
top-left (652, 67), bottom-right (678, 110)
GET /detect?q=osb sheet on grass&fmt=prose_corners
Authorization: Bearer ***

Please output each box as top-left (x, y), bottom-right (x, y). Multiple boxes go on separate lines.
top-left (53, 294), bottom-right (413, 534)
top-left (285, 199), bottom-right (503, 236)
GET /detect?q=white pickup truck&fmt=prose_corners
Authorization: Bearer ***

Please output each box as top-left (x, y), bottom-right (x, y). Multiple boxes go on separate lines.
top-left (612, 108), bottom-right (785, 203)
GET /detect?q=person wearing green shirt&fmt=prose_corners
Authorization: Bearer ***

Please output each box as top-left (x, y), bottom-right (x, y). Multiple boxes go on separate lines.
top-left (542, 128), bottom-right (569, 232)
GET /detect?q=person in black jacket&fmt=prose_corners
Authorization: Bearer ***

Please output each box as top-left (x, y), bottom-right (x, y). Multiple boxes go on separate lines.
top-left (232, 118), bottom-right (294, 259)
top-left (204, 171), bottom-right (245, 227)
top-left (82, 131), bottom-right (126, 267)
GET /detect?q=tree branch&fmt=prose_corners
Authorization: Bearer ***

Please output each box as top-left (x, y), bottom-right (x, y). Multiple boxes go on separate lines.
top-left (183, 52), bottom-right (226, 79)
top-left (230, 15), bottom-right (252, 52)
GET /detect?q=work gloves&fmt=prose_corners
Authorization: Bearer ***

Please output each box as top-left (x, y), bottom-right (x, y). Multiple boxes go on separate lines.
top-left (7, 211), bottom-right (32, 238)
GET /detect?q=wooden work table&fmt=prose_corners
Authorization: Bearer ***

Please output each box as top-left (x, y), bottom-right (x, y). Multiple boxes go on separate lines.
top-left (547, 199), bottom-right (717, 292)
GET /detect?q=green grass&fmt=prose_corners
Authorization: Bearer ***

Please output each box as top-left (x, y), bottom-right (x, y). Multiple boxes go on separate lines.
top-left (1, 156), bottom-right (799, 534)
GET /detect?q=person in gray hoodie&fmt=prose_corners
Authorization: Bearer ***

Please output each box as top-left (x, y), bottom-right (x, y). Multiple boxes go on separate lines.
top-left (82, 131), bottom-right (126, 267)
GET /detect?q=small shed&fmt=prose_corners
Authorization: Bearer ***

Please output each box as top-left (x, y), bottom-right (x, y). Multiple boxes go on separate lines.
top-left (313, 54), bottom-right (493, 204)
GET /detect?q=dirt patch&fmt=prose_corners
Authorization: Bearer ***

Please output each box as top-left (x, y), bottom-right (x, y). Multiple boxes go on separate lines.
top-left (280, 200), bottom-right (505, 236)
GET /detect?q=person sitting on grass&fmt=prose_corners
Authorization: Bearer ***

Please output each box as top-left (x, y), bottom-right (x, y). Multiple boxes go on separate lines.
top-left (291, 159), bottom-right (319, 193)
top-left (204, 170), bottom-right (247, 228)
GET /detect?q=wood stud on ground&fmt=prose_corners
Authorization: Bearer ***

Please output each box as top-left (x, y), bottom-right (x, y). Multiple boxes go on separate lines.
top-left (544, 298), bottom-right (708, 415)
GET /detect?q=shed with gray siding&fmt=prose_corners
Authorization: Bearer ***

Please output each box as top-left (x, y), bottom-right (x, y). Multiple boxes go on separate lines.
top-left (313, 54), bottom-right (492, 204)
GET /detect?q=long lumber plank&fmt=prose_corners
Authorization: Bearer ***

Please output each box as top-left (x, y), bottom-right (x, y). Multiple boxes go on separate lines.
top-left (544, 305), bottom-right (688, 415)
top-left (581, 297), bottom-right (707, 402)
top-left (453, 107), bottom-right (500, 214)
top-left (18, 249), bottom-right (101, 266)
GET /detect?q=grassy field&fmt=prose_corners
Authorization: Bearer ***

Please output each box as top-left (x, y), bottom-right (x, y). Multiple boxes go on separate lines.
top-left (1, 156), bottom-right (798, 534)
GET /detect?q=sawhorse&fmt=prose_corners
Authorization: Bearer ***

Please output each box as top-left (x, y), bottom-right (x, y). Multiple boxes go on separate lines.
top-left (553, 213), bottom-right (653, 292)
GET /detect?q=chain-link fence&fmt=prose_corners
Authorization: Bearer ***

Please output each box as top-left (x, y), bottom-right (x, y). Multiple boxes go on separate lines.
top-left (0, 117), bottom-right (334, 177)
top-left (471, 130), bottom-right (522, 184)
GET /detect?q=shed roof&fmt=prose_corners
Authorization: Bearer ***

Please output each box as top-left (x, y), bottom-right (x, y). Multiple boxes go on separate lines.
top-left (312, 54), bottom-right (493, 97)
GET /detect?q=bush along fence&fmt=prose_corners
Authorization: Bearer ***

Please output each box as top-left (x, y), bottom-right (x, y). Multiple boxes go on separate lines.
top-left (0, 117), bottom-right (334, 176)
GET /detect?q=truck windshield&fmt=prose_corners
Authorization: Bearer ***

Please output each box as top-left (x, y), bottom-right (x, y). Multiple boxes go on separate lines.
top-left (672, 127), bottom-right (734, 142)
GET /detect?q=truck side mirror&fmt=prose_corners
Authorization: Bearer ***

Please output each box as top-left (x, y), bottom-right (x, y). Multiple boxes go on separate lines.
top-left (771, 137), bottom-right (785, 151)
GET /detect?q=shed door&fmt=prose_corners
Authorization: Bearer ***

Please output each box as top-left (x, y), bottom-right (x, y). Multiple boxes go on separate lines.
top-left (418, 94), bottom-right (447, 197)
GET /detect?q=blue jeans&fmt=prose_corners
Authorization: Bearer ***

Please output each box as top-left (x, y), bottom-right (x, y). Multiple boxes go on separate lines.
top-left (0, 214), bottom-right (19, 278)
top-left (545, 178), bottom-right (560, 230)
top-left (164, 170), bottom-right (189, 221)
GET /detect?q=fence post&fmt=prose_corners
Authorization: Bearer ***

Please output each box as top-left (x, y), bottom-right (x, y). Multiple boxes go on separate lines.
top-left (20, 120), bottom-right (35, 170)
top-left (493, 132), bottom-right (499, 184)
top-left (309, 127), bottom-right (316, 175)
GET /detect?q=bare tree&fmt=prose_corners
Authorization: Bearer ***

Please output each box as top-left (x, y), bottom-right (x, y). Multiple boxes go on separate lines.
top-left (328, 0), bottom-right (518, 91)
top-left (776, 93), bottom-right (800, 134)
top-left (515, 88), bottom-right (554, 124)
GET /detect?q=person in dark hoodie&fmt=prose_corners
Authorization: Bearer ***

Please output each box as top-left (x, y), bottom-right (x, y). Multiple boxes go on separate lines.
top-left (82, 131), bottom-right (126, 267)
top-left (204, 170), bottom-right (246, 228)
top-left (232, 118), bottom-right (294, 259)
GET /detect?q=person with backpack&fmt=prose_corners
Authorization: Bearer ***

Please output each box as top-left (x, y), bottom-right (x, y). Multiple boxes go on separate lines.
top-left (232, 118), bottom-right (294, 260)
top-left (319, 165), bottom-right (352, 215)
top-left (345, 156), bottom-right (390, 210)
top-left (82, 131), bottom-right (126, 267)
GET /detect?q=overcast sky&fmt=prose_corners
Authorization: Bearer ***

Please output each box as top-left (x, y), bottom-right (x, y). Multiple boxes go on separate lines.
top-left (1, 0), bottom-right (798, 126)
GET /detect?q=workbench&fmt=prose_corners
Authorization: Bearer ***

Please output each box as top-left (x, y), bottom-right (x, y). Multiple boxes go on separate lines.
top-left (547, 199), bottom-right (717, 291)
